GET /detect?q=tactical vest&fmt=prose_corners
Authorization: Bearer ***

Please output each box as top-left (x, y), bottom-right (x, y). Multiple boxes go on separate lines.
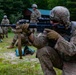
top-left (48, 24), bottom-right (76, 62)
top-left (48, 24), bottom-right (71, 48)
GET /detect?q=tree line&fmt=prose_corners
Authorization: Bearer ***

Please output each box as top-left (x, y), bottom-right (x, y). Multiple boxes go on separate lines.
top-left (0, 0), bottom-right (75, 23)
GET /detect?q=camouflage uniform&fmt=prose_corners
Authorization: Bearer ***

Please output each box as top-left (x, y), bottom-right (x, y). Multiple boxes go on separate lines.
top-left (30, 8), bottom-right (41, 33)
top-left (0, 27), bottom-right (3, 34)
top-left (19, 22), bottom-right (76, 75)
top-left (7, 20), bottom-right (29, 49)
top-left (10, 34), bottom-right (18, 46)
top-left (30, 21), bottom-right (76, 75)
top-left (1, 18), bottom-right (10, 38)
top-left (0, 27), bottom-right (3, 39)
top-left (10, 33), bottom-right (29, 47)
top-left (30, 9), bottom-right (41, 23)
top-left (18, 22), bottom-right (76, 75)
top-left (28, 6), bottom-right (76, 75)
top-left (16, 6), bottom-right (76, 75)
top-left (19, 23), bottom-right (76, 75)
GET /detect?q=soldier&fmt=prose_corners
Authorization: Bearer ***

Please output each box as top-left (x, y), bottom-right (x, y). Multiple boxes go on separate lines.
top-left (1, 15), bottom-right (10, 38)
top-left (19, 6), bottom-right (76, 75)
top-left (30, 4), bottom-right (41, 33)
top-left (30, 4), bottom-right (41, 23)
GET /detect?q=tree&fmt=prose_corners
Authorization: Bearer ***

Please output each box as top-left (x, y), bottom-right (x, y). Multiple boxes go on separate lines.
top-left (0, 0), bottom-right (75, 23)
top-left (67, 0), bottom-right (76, 20)
top-left (34, 0), bottom-right (48, 9)
top-left (47, 0), bottom-right (67, 9)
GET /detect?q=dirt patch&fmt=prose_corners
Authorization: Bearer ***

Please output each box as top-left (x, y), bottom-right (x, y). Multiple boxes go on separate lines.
top-left (0, 52), bottom-right (39, 64)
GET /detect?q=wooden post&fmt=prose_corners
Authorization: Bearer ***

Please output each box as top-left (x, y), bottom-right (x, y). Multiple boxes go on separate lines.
top-left (18, 33), bottom-right (22, 59)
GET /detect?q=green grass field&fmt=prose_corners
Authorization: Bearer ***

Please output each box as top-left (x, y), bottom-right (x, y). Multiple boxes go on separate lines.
top-left (0, 32), bottom-right (62, 75)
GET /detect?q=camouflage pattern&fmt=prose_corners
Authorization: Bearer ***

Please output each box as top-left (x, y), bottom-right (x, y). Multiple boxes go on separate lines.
top-left (11, 34), bottom-right (18, 46)
top-left (50, 6), bottom-right (70, 29)
top-left (30, 9), bottom-right (41, 23)
top-left (33, 33), bottom-right (47, 49)
top-left (19, 21), bottom-right (76, 75)
top-left (0, 27), bottom-right (3, 39)
top-left (37, 46), bottom-right (63, 75)
top-left (0, 27), bottom-right (3, 34)
top-left (11, 33), bottom-right (29, 46)
top-left (16, 6), bottom-right (76, 74)
top-left (28, 21), bottom-right (76, 75)
top-left (1, 18), bottom-right (10, 38)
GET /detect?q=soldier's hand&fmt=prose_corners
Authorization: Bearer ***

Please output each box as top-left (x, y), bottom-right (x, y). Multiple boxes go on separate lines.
top-left (12, 28), bottom-right (22, 33)
top-left (21, 23), bottom-right (29, 29)
top-left (44, 29), bottom-right (61, 40)
top-left (17, 23), bottom-right (29, 33)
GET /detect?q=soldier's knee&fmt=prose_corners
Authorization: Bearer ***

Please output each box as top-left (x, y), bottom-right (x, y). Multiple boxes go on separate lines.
top-left (37, 46), bottom-right (54, 58)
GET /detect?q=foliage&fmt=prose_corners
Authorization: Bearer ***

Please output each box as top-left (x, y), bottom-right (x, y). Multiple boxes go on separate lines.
top-left (0, 0), bottom-right (75, 23)
top-left (47, 0), bottom-right (67, 9)
top-left (0, 61), bottom-right (43, 75)
top-left (0, 10), bottom-right (4, 22)
top-left (9, 12), bottom-right (23, 23)
top-left (67, 0), bottom-right (76, 20)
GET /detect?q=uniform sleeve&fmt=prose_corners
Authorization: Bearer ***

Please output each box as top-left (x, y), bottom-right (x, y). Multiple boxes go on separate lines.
top-left (36, 10), bottom-right (41, 18)
top-left (54, 22), bottom-right (76, 56)
top-left (33, 34), bottom-right (47, 49)
top-left (55, 37), bottom-right (76, 56)
top-left (30, 12), bottom-right (35, 20)
top-left (7, 19), bottom-right (10, 24)
top-left (70, 30), bottom-right (76, 45)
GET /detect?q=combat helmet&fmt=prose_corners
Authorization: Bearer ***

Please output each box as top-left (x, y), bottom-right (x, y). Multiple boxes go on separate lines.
top-left (50, 6), bottom-right (71, 28)
top-left (32, 4), bottom-right (37, 8)
top-left (3, 15), bottom-right (7, 18)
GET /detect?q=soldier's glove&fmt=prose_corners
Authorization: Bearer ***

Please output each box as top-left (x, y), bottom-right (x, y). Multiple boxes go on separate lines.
top-left (44, 29), bottom-right (61, 40)
top-left (16, 23), bottom-right (29, 32)
top-left (11, 25), bottom-right (22, 33)
top-left (18, 23), bottom-right (32, 36)
top-left (19, 23), bottom-right (29, 33)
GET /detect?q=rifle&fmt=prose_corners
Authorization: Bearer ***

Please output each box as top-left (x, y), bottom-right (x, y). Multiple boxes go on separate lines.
top-left (0, 18), bottom-right (51, 29)
top-left (0, 22), bottom-right (51, 59)
top-left (0, 18), bottom-right (69, 59)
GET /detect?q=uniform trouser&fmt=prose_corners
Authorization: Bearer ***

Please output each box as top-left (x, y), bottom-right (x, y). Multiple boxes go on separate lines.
top-left (36, 46), bottom-right (76, 75)
top-left (0, 27), bottom-right (3, 38)
top-left (11, 34), bottom-right (18, 46)
top-left (2, 27), bottom-right (8, 37)
top-left (11, 34), bottom-right (28, 46)
top-left (0, 33), bottom-right (3, 39)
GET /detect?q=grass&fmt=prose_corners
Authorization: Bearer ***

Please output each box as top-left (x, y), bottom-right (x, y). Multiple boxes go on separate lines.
top-left (0, 32), bottom-right (62, 75)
